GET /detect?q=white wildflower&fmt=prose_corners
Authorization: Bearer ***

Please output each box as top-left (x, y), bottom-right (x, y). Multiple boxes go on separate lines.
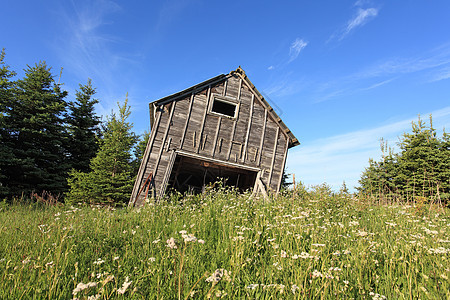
top-left (291, 284), bottom-right (299, 294)
top-left (117, 276), bottom-right (132, 294)
top-left (166, 237), bottom-right (177, 249)
top-left (205, 269), bottom-right (231, 283)
top-left (22, 258), bottom-right (31, 264)
top-left (72, 282), bottom-right (97, 295)
top-left (356, 230), bottom-right (368, 237)
top-left (93, 258), bottom-right (105, 265)
top-left (246, 284), bottom-right (259, 290)
top-left (312, 269), bottom-right (323, 278)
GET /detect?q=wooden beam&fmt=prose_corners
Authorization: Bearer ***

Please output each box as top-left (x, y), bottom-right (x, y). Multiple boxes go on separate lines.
top-left (222, 80), bottom-right (227, 96)
top-left (277, 137), bottom-right (290, 193)
top-left (211, 116), bottom-right (222, 157)
top-left (196, 85), bottom-right (211, 153)
top-left (176, 150), bottom-right (260, 172)
top-left (268, 127), bottom-right (280, 189)
top-left (159, 150), bottom-right (177, 199)
top-left (129, 108), bottom-right (162, 206)
top-left (242, 94), bottom-right (254, 163)
top-left (151, 102), bottom-right (177, 181)
top-left (180, 93), bottom-right (194, 149)
top-left (226, 78), bottom-right (242, 160)
top-left (257, 109), bottom-right (268, 166)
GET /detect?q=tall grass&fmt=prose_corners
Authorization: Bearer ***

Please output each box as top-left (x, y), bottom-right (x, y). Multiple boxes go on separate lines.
top-left (0, 187), bottom-right (449, 299)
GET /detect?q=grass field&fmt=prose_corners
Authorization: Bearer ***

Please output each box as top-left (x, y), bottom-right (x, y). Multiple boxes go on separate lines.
top-left (0, 185), bottom-right (449, 299)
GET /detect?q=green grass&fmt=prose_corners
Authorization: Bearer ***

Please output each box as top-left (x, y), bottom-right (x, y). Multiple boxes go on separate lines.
top-left (0, 187), bottom-right (449, 299)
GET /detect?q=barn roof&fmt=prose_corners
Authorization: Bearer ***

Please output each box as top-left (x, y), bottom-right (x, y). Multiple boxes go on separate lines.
top-left (149, 67), bottom-right (300, 148)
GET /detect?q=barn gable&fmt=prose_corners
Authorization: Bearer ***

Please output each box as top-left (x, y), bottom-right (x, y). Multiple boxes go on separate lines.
top-left (129, 67), bottom-right (299, 207)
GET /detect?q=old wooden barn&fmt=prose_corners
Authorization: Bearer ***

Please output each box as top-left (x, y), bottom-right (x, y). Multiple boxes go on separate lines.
top-left (129, 67), bottom-right (299, 207)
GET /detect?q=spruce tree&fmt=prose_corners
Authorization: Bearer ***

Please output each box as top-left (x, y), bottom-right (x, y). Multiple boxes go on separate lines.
top-left (66, 97), bottom-right (137, 206)
top-left (132, 130), bottom-right (150, 175)
top-left (0, 49), bottom-right (16, 198)
top-left (2, 61), bottom-right (69, 197)
top-left (396, 116), bottom-right (441, 199)
top-left (358, 116), bottom-right (449, 206)
top-left (66, 79), bottom-right (100, 173)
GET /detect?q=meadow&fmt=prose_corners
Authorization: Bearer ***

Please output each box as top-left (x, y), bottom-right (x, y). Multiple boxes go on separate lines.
top-left (0, 185), bottom-right (449, 299)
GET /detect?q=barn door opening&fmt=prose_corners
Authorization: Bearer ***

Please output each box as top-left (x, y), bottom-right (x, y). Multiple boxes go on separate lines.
top-left (166, 155), bottom-right (257, 194)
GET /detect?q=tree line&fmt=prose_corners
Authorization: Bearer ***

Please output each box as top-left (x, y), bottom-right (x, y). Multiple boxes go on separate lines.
top-left (2, 49), bottom-right (449, 207)
top-left (358, 116), bottom-right (450, 206)
top-left (0, 49), bottom-right (149, 206)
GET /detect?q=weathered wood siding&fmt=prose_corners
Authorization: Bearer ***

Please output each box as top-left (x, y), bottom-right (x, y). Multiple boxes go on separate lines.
top-left (131, 73), bottom-right (290, 206)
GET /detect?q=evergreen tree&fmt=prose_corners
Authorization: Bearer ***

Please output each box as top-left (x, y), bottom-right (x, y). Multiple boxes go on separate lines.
top-left (0, 49), bottom-right (16, 198)
top-left (2, 61), bottom-right (69, 197)
top-left (66, 79), bottom-right (100, 173)
top-left (395, 116), bottom-right (441, 199)
top-left (132, 130), bottom-right (150, 175)
top-left (358, 116), bottom-right (449, 205)
top-left (66, 97), bottom-right (138, 206)
top-left (280, 168), bottom-right (293, 189)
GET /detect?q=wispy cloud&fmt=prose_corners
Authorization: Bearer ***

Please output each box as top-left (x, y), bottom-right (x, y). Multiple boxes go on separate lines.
top-left (286, 106), bottom-right (450, 190)
top-left (429, 66), bottom-right (450, 82)
top-left (328, 3), bottom-right (379, 42)
top-left (289, 38), bottom-right (308, 62)
top-left (342, 8), bottom-right (378, 39)
top-left (53, 0), bottom-right (144, 118)
top-left (311, 43), bottom-right (450, 102)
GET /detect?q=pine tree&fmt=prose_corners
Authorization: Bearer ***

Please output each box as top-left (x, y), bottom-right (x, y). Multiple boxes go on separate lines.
top-left (66, 79), bottom-right (100, 173)
top-left (358, 116), bottom-right (449, 206)
top-left (396, 116), bottom-right (441, 199)
top-left (2, 61), bottom-right (69, 197)
top-left (0, 49), bottom-right (16, 198)
top-left (132, 130), bottom-right (150, 175)
top-left (436, 131), bottom-right (450, 202)
top-left (66, 97), bottom-right (138, 206)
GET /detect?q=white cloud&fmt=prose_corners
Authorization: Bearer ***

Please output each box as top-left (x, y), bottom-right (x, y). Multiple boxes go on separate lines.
top-left (289, 38), bottom-right (308, 62)
top-left (328, 5), bottom-right (379, 42)
top-left (344, 8), bottom-right (378, 37)
top-left (430, 66), bottom-right (450, 82)
top-left (286, 106), bottom-right (450, 191)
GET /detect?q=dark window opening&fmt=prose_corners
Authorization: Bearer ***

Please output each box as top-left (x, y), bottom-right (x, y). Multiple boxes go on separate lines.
top-left (211, 99), bottom-right (236, 117)
top-left (167, 156), bottom-right (257, 194)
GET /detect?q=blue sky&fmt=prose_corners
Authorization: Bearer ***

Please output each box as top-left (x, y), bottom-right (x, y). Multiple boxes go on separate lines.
top-left (2, 0), bottom-right (450, 190)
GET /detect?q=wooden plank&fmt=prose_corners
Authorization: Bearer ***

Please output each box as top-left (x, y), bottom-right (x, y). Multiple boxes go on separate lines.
top-left (211, 116), bottom-right (222, 157)
top-left (196, 85), bottom-right (211, 153)
top-left (222, 80), bottom-right (227, 96)
top-left (276, 137), bottom-right (289, 193)
top-left (176, 150), bottom-right (260, 172)
top-left (151, 102), bottom-right (176, 183)
top-left (241, 94), bottom-right (254, 163)
top-left (159, 150), bottom-right (177, 199)
top-left (180, 93), bottom-right (194, 149)
top-left (268, 127), bottom-right (280, 188)
top-left (226, 78), bottom-right (242, 160)
top-left (257, 109), bottom-right (268, 166)
top-left (129, 108), bottom-right (162, 206)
